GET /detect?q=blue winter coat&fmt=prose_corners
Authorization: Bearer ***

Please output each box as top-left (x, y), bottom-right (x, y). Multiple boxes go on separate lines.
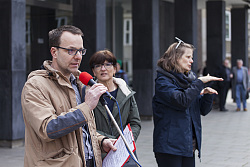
top-left (152, 67), bottom-right (214, 158)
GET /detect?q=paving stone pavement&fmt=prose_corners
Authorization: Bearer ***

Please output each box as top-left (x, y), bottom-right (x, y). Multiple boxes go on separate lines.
top-left (1, 93), bottom-right (250, 167)
top-left (136, 94), bottom-right (250, 167)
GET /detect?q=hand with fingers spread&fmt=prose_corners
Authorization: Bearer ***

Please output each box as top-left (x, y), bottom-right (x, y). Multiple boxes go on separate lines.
top-left (200, 87), bottom-right (218, 95)
top-left (198, 74), bottom-right (223, 83)
top-left (85, 83), bottom-right (107, 110)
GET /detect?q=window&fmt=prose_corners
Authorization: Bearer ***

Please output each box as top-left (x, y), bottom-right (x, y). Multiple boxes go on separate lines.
top-left (123, 19), bottom-right (132, 45)
top-left (225, 11), bottom-right (231, 41)
top-left (26, 20), bottom-right (31, 45)
top-left (56, 16), bottom-right (68, 27)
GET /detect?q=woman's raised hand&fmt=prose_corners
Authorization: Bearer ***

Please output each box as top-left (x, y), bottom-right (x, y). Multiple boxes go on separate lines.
top-left (198, 74), bottom-right (223, 84)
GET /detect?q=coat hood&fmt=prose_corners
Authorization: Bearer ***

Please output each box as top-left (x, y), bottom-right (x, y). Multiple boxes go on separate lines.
top-left (112, 77), bottom-right (132, 96)
top-left (27, 60), bottom-right (81, 82)
top-left (95, 77), bottom-right (133, 97)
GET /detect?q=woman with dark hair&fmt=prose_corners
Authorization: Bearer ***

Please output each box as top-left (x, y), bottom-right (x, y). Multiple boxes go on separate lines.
top-left (152, 38), bottom-right (223, 167)
top-left (88, 49), bottom-right (141, 166)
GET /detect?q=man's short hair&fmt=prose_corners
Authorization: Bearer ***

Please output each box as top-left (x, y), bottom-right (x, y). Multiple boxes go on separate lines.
top-left (48, 25), bottom-right (83, 48)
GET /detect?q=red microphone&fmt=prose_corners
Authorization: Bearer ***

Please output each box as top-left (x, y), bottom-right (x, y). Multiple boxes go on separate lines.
top-left (79, 72), bottom-right (116, 102)
top-left (79, 72), bottom-right (96, 86)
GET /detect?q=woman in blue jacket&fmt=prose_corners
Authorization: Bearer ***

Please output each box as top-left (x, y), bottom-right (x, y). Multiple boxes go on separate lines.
top-left (152, 38), bottom-right (223, 167)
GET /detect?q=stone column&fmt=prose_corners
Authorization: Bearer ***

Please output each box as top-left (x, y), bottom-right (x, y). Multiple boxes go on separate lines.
top-left (160, 1), bottom-right (175, 55)
top-left (206, 0), bottom-right (226, 75)
top-left (0, 0), bottom-right (26, 147)
top-left (175, 0), bottom-right (198, 73)
top-left (231, 6), bottom-right (249, 68)
top-left (132, 0), bottom-right (160, 117)
top-left (73, 0), bottom-right (106, 73)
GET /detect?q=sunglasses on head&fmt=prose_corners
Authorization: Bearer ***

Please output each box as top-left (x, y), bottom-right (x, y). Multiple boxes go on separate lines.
top-left (175, 37), bottom-right (185, 49)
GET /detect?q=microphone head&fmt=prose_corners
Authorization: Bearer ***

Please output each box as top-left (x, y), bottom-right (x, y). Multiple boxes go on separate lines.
top-left (79, 72), bottom-right (93, 85)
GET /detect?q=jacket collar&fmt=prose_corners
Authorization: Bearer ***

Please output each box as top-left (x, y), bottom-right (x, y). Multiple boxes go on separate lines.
top-left (93, 77), bottom-right (135, 119)
top-left (95, 77), bottom-right (132, 97)
top-left (112, 77), bottom-right (131, 96)
top-left (27, 60), bottom-right (82, 89)
top-left (156, 66), bottom-right (196, 89)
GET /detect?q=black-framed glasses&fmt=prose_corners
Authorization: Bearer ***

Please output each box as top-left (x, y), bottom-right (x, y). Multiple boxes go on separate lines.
top-left (175, 37), bottom-right (185, 49)
top-left (54, 46), bottom-right (87, 56)
top-left (93, 63), bottom-right (113, 70)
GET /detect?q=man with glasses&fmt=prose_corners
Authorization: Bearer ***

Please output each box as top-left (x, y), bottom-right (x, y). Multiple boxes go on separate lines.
top-left (21, 25), bottom-right (116, 167)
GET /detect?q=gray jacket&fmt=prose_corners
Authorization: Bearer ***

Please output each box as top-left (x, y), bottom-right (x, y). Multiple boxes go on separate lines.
top-left (231, 66), bottom-right (249, 100)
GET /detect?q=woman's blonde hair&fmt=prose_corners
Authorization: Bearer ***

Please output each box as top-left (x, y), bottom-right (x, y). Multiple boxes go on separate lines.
top-left (157, 42), bottom-right (195, 73)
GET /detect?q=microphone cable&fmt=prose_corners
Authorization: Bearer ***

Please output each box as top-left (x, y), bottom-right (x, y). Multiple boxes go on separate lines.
top-left (116, 100), bottom-right (142, 167)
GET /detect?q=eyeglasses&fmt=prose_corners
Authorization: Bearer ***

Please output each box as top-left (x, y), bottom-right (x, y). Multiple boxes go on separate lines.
top-left (94, 63), bottom-right (113, 70)
top-left (175, 37), bottom-right (185, 49)
top-left (54, 46), bottom-right (87, 56)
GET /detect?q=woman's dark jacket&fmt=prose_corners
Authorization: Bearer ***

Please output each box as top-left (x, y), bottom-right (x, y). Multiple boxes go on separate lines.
top-left (152, 67), bottom-right (214, 158)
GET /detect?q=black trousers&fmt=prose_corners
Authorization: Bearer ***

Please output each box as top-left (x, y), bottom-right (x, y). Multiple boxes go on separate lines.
top-left (219, 81), bottom-right (230, 110)
top-left (155, 152), bottom-right (195, 167)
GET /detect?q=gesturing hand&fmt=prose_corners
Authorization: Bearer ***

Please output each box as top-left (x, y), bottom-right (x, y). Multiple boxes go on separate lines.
top-left (200, 87), bottom-right (218, 95)
top-left (198, 74), bottom-right (223, 83)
